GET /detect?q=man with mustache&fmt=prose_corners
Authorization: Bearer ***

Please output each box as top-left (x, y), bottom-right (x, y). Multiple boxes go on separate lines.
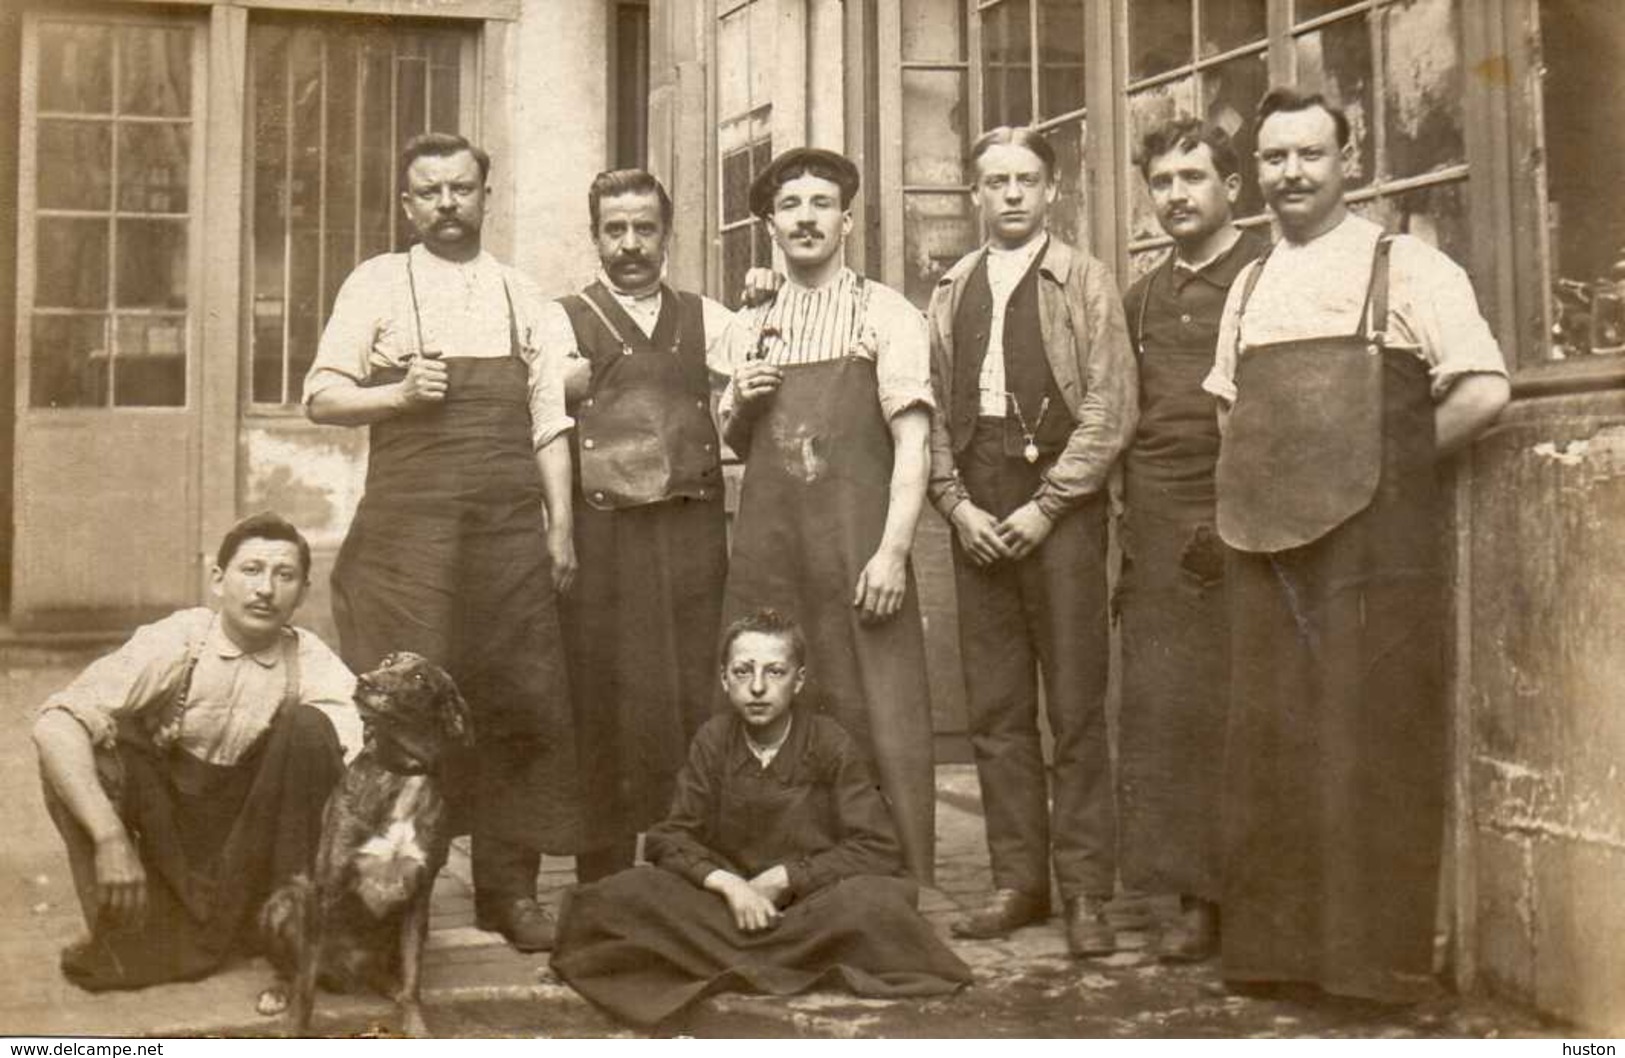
top-left (1117, 118), bottom-right (1266, 963)
top-left (533, 169), bottom-right (735, 884)
top-left (32, 513), bottom-right (361, 990)
top-left (925, 126), bottom-right (1137, 956)
top-left (1205, 88), bottom-right (1509, 1001)
top-left (306, 132), bottom-right (580, 953)
top-left (720, 147), bottom-right (938, 883)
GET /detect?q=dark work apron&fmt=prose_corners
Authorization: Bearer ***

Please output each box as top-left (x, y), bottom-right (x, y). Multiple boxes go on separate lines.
top-left (1216, 240), bottom-right (1393, 553)
top-left (331, 258), bottom-right (580, 852)
top-left (56, 637), bottom-right (343, 991)
top-left (721, 306), bottom-right (935, 884)
top-left (1217, 236), bottom-right (1448, 1002)
top-left (557, 285), bottom-right (727, 843)
top-left (1116, 253), bottom-right (1239, 900)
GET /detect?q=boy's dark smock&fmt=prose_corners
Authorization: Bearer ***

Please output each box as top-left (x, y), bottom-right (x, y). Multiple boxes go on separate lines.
top-left (552, 709), bottom-right (971, 1027)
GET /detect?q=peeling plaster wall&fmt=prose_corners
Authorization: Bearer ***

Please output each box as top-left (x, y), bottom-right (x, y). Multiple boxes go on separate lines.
top-left (1468, 391), bottom-right (1625, 1032)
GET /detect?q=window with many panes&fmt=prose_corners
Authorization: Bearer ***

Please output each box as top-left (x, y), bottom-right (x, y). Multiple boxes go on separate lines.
top-left (715, 0), bottom-right (775, 309)
top-left (1524, 0), bottom-right (1625, 364)
top-left (247, 18), bottom-right (475, 406)
top-left (885, 0), bottom-right (1089, 308)
top-left (23, 17), bottom-right (199, 409)
top-left (1124, 0), bottom-right (1471, 282)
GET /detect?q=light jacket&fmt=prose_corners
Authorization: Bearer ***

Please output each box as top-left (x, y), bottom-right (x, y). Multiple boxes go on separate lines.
top-left (926, 236), bottom-right (1138, 521)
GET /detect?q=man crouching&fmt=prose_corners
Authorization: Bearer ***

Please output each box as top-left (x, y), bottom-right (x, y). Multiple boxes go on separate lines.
top-left (33, 512), bottom-right (361, 991)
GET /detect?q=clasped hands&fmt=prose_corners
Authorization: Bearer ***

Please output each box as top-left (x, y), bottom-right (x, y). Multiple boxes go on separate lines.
top-left (951, 499), bottom-right (1053, 565)
top-left (705, 864), bottom-right (791, 933)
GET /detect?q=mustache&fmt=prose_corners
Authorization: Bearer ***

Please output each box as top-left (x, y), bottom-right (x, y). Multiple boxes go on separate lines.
top-left (789, 225), bottom-right (824, 239)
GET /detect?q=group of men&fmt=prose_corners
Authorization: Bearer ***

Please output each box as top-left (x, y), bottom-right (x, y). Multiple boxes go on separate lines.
top-left (34, 83), bottom-right (1509, 1012)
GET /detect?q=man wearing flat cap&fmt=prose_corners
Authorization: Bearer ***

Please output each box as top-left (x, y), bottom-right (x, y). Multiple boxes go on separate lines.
top-left (718, 147), bottom-right (938, 883)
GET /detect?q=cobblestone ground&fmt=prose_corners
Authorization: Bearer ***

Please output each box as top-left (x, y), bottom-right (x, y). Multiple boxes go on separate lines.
top-left (1, 660), bottom-right (1560, 1039)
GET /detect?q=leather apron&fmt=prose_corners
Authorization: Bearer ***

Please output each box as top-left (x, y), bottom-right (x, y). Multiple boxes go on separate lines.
top-left (722, 281), bottom-right (936, 883)
top-left (556, 283), bottom-right (728, 843)
top-left (561, 282), bottom-right (722, 509)
top-left (330, 255), bottom-right (579, 850)
top-left (1215, 237), bottom-right (1395, 553)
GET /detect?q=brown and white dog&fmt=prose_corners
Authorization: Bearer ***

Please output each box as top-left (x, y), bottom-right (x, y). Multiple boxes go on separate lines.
top-left (258, 651), bottom-right (472, 1037)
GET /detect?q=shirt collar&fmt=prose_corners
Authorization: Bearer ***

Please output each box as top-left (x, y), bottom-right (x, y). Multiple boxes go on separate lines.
top-left (1170, 227), bottom-right (1267, 288)
top-left (988, 232), bottom-right (1048, 264)
top-left (208, 613), bottom-right (285, 668)
top-left (596, 269), bottom-right (666, 302)
top-left (744, 715), bottom-right (794, 768)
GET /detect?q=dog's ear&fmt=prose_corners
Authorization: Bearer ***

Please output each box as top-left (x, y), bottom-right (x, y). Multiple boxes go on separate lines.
top-left (440, 680), bottom-right (475, 749)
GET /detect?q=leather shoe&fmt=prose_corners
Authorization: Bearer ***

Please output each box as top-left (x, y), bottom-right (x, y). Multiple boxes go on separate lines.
top-left (1158, 896), bottom-right (1218, 963)
top-left (951, 888), bottom-right (1049, 939)
top-left (476, 896), bottom-right (556, 953)
top-left (1063, 896), bottom-right (1117, 957)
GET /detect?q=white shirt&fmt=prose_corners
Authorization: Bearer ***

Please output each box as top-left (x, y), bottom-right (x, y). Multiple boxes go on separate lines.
top-left (303, 244), bottom-right (574, 450)
top-left (40, 608), bottom-right (363, 766)
top-left (744, 716), bottom-right (793, 769)
top-left (720, 267), bottom-right (936, 422)
top-left (1203, 214), bottom-right (1507, 403)
top-left (532, 271), bottom-right (738, 376)
top-left (977, 234), bottom-right (1050, 417)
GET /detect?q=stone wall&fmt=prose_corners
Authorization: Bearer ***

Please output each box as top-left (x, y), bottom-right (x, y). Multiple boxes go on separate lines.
top-left (1466, 389), bottom-right (1625, 1033)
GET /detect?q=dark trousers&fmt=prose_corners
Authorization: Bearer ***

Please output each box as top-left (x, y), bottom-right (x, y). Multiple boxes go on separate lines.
top-left (951, 420), bottom-right (1116, 900)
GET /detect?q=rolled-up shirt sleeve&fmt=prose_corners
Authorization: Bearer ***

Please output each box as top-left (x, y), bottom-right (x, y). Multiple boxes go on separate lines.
top-left (1202, 264), bottom-right (1252, 406)
top-left (37, 610), bottom-right (201, 749)
top-left (701, 296), bottom-right (741, 381)
top-left (869, 286), bottom-right (936, 421)
top-left (1390, 239), bottom-right (1509, 398)
top-left (303, 255), bottom-right (400, 403)
top-left (510, 275), bottom-right (575, 450)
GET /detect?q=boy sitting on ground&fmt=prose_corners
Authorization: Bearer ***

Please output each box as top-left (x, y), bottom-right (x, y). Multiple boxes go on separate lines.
top-left (551, 608), bottom-right (971, 1029)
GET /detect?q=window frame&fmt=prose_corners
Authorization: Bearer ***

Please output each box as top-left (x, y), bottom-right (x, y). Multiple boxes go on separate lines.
top-left (16, 8), bottom-right (209, 415)
top-left (241, 13), bottom-right (482, 414)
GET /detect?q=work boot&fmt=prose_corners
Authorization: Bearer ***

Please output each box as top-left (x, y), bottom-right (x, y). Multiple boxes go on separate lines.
top-left (1063, 895), bottom-right (1117, 958)
top-left (950, 888), bottom-right (1050, 939)
top-left (476, 895), bottom-right (556, 953)
top-left (1158, 896), bottom-right (1219, 963)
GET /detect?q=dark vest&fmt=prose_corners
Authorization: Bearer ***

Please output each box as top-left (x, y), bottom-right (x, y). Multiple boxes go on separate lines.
top-left (558, 283), bottom-right (719, 509)
top-left (950, 249), bottom-right (1074, 460)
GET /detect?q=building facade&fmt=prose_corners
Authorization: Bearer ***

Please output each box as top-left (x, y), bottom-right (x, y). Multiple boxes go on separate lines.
top-left (1, 0), bottom-right (1620, 1030)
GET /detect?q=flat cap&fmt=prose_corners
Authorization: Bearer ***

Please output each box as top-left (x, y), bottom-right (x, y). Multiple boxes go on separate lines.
top-left (749, 147), bottom-right (861, 219)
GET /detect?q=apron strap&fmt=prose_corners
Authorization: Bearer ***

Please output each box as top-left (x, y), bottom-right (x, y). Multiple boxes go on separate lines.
top-left (406, 251), bottom-right (522, 358)
top-left (1359, 235), bottom-right (1395, 346)
top-left (574, 285), bottom-right (636, 354)
top-left (405, 251), bottom-right (427, 358)
top-left (147, 623), bottom-right (207, 751)
top-left (1134, 251), bottom-right (1175, 357)
top-left (1231, 241), bottom-right (1275, 360)
top-left (279, 631), bottom-right (301, 712)
top-left (501, 277), bottom-right (521, 358)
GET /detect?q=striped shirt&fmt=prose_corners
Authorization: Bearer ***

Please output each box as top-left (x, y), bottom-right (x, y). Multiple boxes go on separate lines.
top-left (720, 267), bottom-right (935, 421)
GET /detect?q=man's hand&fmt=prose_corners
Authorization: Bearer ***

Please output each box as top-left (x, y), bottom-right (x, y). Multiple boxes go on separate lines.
top-left (711, 873), bottom-right (781, 933)
top-left (740, 267), bottom-right (784, 308)
top-left (853, 547), bottom-right (908, 623)
top-left (397, 354), bottom-right (448, 408)
top-left (547, 522), bottom-right (577, 595)
top-left (94, 829), bottom-right (146, 930)
top-left (732, 360), bottom-right (784, 408)
top-left (995, 502), bottom-right (1054, 561)
top-left (950, 501), bottom-right (1014, 567)
top-left (747, 864), bottom-right (792, 908)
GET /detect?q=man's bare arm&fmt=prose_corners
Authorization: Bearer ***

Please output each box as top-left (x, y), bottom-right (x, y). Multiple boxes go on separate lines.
top-left (306, 357), bottom-right (449, 426)
top-left (33, 711), bottom-right (146, 926)
top-left (1434, 372), bottom-right (1510, 457)
top-left (534, 435), bottom-right (577, 594)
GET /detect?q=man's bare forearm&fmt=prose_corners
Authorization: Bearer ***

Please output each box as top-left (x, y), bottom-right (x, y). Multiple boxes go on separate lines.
top-left (34, 711), bottom-right (124, 844)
